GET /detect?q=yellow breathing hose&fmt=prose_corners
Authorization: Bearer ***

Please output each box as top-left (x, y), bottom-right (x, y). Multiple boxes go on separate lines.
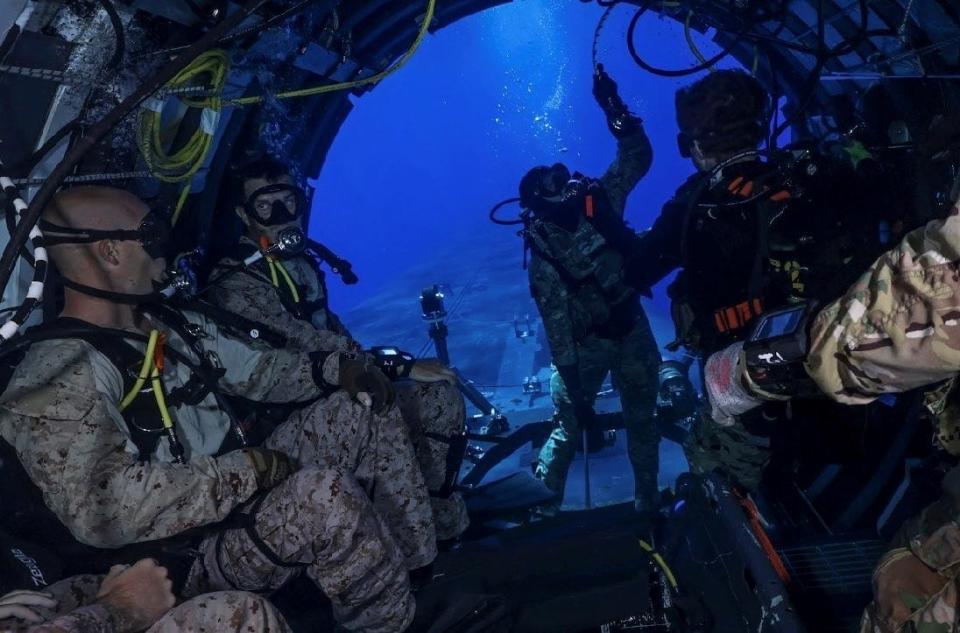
top-left (150, 364), bottom-right (175, 432)
top-left (272, 259), bottom-right (301, 303)
top-left (639, 539), bottom-right (679, 589)
top-left (119, 329), bottom-right (159, 411)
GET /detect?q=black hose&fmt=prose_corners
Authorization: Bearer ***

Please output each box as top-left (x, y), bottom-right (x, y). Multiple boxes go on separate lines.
top-left (9, 120), bottom-right (80, 177)
top-left (0, 0), bottom-right (272, 307)
top-left (626, 3), bottom-right (742, 77)
top-left (96, 0), bottom-right (126, 69)
top-left (489, 197), bottom-right (525, 225)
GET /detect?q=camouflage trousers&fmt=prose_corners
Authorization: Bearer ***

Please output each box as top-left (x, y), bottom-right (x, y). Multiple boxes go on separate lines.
top-left (185, 467), bottom-right (413, 633)
top-left (185, 390), bottom-right (436, 633)
top-left (396, 380), bottom-right (470, 541)
top-left (683, 408), bottom-right (771, 493)
top-left (535, 314), bottom-right (661, 509)
top-left (861, 475), bottom-right (960, 633)
top-left (1, 574), bottom-right (290, 633)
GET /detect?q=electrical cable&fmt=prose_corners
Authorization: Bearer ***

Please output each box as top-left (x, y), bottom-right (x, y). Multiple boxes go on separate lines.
top-left (95, 0), bottom-right (126, 69)
top-left (0, 0), bottom-right (272, 312)
top-left (592, 2), bottom-right (618, 69)
top-left (0, 176), bottom-right (46, 341)
top-left (626, 3), bottom-right (743, 77)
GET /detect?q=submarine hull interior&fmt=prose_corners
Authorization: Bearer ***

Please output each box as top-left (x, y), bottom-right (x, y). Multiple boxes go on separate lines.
top-left (2, 0), bottom-right (960, 631)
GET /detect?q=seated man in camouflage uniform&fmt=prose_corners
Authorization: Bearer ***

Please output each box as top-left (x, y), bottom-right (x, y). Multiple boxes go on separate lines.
top-left (2, 559), bottom-right (291, 633)
top-left (208, 157), bottom-right (468, 542)
top-left (0, 186), bottom-right (436, 633)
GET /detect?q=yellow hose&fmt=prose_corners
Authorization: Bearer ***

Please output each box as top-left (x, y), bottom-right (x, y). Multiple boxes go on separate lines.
top-left (225, 0), bottom-right (436, 107)
top-left (150, 365), bottom-right (175, 432)
top-left (267, 259), bottom-right (279, 288)
top-left (684, 10), bottom-right (715, 73)
top-left (273, 259), bottom-right (301, 303)
top-left (639, 539), bottom-right (679, 589)
top-left (119, 329), bottom-right (159, 411)
top-left (138, 49), bottom-right (229, 224)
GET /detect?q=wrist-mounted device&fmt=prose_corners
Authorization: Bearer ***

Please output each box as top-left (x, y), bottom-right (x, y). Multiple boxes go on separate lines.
top-left (742, 302), bottom-right (820, 397)
top-left (369, 346), bottom-right (416, 381)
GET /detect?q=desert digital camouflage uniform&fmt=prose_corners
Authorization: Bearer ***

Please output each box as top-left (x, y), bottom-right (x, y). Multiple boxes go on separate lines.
top-left (803, 208), bottom-right (960, 632)
top-left (211, 240), bottom-right (470, 540)
top-left (3, 574), bottom-right (290, 633)
top-left (0, 307), bottom-right (435, 633)
top-left (529, 125), bottom-right (662, 510)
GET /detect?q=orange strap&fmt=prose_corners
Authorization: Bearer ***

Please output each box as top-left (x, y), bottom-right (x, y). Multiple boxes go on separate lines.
top-left (584, 195), bottom-right (595, 219)
top-left (153, 333), bottom-right (167, 372)
top-left (736, 492), bottom-right (791, 585)
top-left (713, 298), bottom-right (763, 334)
top-left (258, 234), bottom-right (274, 261)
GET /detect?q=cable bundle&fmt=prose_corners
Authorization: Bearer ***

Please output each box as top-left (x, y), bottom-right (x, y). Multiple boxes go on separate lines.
top-left (0, 176), bottom-right (47, 341)
top-left (137, 49), bottom-right (230, 224)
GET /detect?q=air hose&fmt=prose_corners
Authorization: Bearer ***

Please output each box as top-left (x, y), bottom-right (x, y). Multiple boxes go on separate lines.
top-left (137, 49), bottom-right (229, 225)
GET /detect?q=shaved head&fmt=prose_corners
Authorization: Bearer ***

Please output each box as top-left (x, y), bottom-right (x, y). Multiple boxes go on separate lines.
top-left (42, 186), bottom-right (166, 324)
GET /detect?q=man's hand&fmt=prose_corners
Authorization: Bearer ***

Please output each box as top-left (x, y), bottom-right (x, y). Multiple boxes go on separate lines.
top-left (0, 590), bottom-right (57, 623)
top-left (96, 559), bottom-right (176, 633)
top-left (593, 64), bottom-right (623, 114)
top-left (408, 359), bottom-right (457, 385)
top-left (339, 357), bottom-right (396, 413)
top-left (244, 448), bottom-right (296, 490)
top-left (704, 342), bottom-right (764, 426)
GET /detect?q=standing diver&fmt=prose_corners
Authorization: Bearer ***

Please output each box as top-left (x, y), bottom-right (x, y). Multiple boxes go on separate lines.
top-left (625, 69), bottom-right (873, 492)
top-left (522, 65), bottom-right (661, 520)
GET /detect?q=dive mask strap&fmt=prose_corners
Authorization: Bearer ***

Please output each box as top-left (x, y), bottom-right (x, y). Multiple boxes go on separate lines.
top-left (60, 276), bottom-right (162, 305)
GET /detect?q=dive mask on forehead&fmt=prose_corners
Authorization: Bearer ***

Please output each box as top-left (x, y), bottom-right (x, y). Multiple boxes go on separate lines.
top-left (40, 211), bottom-right (172, 258)
top-left (244, 183), bottom-right (307, 226)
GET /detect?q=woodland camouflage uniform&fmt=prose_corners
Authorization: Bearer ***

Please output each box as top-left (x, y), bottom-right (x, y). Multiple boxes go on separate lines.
top-left (529, 124), bottom-right (661, 510)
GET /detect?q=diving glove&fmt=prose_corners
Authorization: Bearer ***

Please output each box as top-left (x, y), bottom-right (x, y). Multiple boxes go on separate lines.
top-left (593, 64), bottom-right (642, 139)
top-left (244, 448), bottom-right (296, 490)
top-left (339, 357), bottom-right (396, 413)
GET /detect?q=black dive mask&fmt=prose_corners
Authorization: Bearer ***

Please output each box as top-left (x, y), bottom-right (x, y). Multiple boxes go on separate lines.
top-left (537, 163), bottom-right (572, 200)
top-left (244, 184), bottom-right (307, 227)
top-left (40, 211), bottom-right (172, 258)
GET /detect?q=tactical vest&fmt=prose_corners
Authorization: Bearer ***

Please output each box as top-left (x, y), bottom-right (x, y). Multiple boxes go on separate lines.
top-left (0, 309), bottom-right (268, 590)
top-left (673, 163), bottom-right (798, 354)
top-left (0, 318), bottom-right (200, 587)
top-left (526, 181), bottom-right (641, 341)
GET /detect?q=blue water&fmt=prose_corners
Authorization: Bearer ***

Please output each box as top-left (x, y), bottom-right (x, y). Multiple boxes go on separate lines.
top-left (311, 0), bottom-right (742, 331)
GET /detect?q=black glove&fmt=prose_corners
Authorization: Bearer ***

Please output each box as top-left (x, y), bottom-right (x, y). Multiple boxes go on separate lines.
top-left (244, 448), bottom-right (296, 490)
top-left (339, 357), bottom-right (396, 413)
top-left (593, 64), bottom-right (624, 116)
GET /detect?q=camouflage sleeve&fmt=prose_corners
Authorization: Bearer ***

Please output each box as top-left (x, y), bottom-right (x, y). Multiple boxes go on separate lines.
top-left (805, 209), bottom-right (960, 404)
top-left (210, 265), bottom-right (356, 353)
top-left (192, 312), bottom-right (332, 403)
top-left (599, 124), bottom-right (653, 217)
top-left (529, 257), bottom-right (579, 367)
top-left (27, 604), bottom-right (114, 633)
top-left (0, 340), bottom-right (261, 547)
